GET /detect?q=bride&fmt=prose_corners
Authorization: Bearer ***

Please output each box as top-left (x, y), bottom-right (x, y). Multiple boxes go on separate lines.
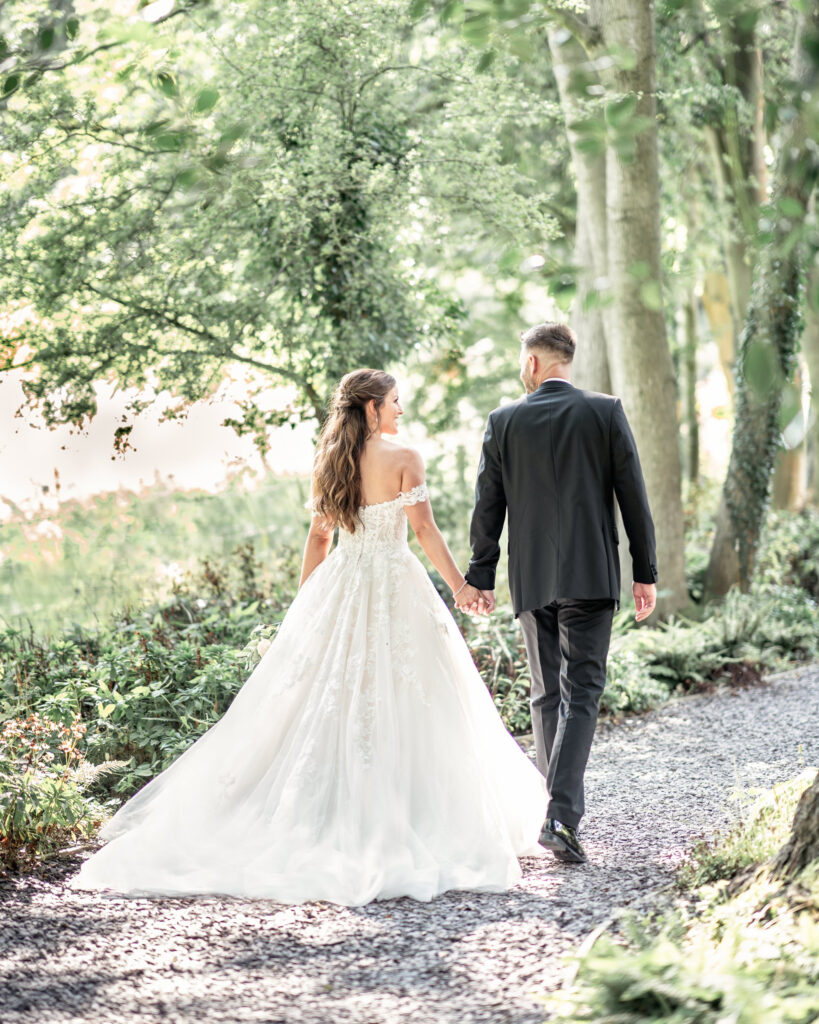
top-left (69, 369), bottom-right (547, 905)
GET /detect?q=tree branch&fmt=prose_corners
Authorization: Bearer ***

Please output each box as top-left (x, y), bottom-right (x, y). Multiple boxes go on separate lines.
top-left (80, 283), bottom-right (324, 407)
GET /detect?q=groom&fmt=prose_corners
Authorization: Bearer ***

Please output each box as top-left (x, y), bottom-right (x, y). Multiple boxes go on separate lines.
top-left (455, 322), bottom-right (658, 864)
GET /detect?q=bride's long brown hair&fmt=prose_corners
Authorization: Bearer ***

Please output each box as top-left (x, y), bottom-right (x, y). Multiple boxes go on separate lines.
top-left (312, 369), bottom-right (397, 533)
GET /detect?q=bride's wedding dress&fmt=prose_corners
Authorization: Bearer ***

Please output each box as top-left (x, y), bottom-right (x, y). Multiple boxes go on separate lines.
top-left (69, 485), bottom-right (546, 904)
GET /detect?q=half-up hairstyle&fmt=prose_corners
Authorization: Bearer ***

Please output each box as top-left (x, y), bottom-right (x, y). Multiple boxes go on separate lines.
top-left (311, 369), bottom-right (397, 533)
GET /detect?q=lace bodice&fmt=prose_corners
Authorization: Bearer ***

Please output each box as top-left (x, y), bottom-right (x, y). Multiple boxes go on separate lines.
top-left (336, 483), bottom-right (429, 556)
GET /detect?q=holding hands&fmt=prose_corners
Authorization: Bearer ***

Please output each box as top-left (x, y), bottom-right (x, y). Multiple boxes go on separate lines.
top-left (453, 579), bottom-right (495, 616)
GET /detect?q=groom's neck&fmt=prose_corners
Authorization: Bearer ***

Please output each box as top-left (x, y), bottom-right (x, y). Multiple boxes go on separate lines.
top-left (533, 364), bottom-right (572, 388)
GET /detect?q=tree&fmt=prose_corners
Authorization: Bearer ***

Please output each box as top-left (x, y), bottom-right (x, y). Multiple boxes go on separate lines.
top-left (773, 769), bottom-right (819, 882)
top-left (1, 0), bottom-right (553, 451)
top-left (704, 4), bottom-right (819, 596)
top-left (425, 0), bottom-right (688, 613)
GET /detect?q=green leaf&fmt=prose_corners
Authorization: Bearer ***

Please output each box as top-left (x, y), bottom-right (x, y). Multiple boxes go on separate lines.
top-left (156, 71), bottom-right (178, 97)
top-left (218, 124), bottom-right (244, 146)
top-left (462, 13), bottom-right (492, 46)
top-left (476, 49), bottom-right (496, 72)
top-left (409, 0), bottom-right (431, 18)
top-left (38, 27), bottom-right (55, 51)
top-left (574, 135), bottom-right (605, 156)
top-left (778, 196), bottom-right (804, 218)
top-left (629, 260), bottom-right (652, 281)
top-left (175, 168), bottom-right (200, 188)
top-left (154, 131), bottom-right (188, 151)
top-left (639, 280), bottom-right (663, 311)
top-left (65, 17), bottom-right (80, 40)
top-left (142, 119), bottom-right (170, 137)
top-left (2, 75), bottom-right (19, 96)
top-left (194, 88), bottom-right (220, 113)
top-left (441, 0), bottom-right (464, 23)
top-left (778, 381), bottom-right (802, 432)
top-left (744, 338), bottom-right (780, 396)
top-left (505, 29), bottom-right (535, 61)
top-left (606, 94), bottom-right (638, 128)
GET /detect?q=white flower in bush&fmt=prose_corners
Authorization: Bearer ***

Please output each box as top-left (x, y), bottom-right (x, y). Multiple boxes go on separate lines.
top-left (256, 638), bottom-right (272, 658)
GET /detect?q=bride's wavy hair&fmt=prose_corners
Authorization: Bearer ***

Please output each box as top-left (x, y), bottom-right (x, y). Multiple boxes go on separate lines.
top-left (312, 369), bottom-right (397, 533)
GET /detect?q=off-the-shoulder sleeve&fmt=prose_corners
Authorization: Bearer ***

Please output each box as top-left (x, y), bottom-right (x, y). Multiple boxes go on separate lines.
top-left (399, 483), bottom-right (429, 507)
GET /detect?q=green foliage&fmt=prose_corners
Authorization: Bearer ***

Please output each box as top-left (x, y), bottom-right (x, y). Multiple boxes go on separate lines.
top-left (1, 542), bottom-right (299, 800)
top-left (599, 647), bottom-right (669, 718)
top-left (756, 509), bottom-right (819, 599)
top-left (0, 0), bottom-right (555, 442)
top-left (0, 474), bottom-right (310, 634)
top-left (549, 919), bottom-right (819, 1024)
top-left (678, 769), bottom-right (817, 889)
top-left (463, 609), bottom-right (533, 733)
top-left (0, 711), bottom-right (124, 874)
top-left (548, 769), bottom-right (819, 1024)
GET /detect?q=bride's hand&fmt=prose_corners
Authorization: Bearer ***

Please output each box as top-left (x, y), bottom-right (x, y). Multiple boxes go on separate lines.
top-left (455, 582), bottom-right (488, 615)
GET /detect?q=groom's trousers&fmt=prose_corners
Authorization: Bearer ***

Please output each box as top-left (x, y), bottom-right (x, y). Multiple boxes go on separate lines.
top-left (518, 597), bottom-right (615, 829)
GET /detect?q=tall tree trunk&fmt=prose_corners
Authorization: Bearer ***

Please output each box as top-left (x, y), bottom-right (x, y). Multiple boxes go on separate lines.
top-left (547, 1), bottom-right (688, 613)
top-left (803, 265), bottom-right (819, 506)
top-left (571, 210), bottom-right (611, 394)
top-left (597, 0), bottom-right (687, 615)
top-left (684, 296), bottom-right (699, 486)
top-left (548, 28), bottom-right (611, 394)
top-left (772, 362), bottom-right (807, 510)
top-left (702, 20), bottom-right (766, 338)
top-left (704, 10), bottom-right (819, 596)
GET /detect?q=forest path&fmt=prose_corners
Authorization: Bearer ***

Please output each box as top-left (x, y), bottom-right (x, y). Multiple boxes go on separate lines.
top-left (2, 664), bottom-right (817, 1024)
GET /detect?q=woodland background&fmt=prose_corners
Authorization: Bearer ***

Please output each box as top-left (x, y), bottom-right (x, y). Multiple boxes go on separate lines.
top-left (1, 1), bottom-right (819, 1016)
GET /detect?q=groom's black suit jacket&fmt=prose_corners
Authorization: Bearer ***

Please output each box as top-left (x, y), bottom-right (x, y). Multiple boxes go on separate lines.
top-left (464, 380), bottom-right (658, 616)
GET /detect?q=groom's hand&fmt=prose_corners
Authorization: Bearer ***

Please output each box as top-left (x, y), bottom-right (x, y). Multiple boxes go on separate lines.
top-left (455, 583), bottom-right (488, 615)
top-left (633, 582), bottom-right (656, 622)
top-left (479, 590), bottom-right (495, 614)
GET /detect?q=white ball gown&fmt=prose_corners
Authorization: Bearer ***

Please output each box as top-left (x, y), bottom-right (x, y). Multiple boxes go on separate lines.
top-left (68, 484), bottom-right (547, 904)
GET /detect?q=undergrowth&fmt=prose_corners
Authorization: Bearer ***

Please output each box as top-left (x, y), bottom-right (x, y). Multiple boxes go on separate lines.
top-left (546, 769), bottom-right (819, 1024)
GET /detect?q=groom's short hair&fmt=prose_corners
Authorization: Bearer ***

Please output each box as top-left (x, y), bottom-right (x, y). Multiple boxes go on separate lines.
top-left (520, 322), bottom-right (576, 363)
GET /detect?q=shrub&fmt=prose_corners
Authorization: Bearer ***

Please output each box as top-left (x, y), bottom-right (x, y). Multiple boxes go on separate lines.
top-left (1, 544), bottom-right (297, 799)
top-left (600, 646), bottom-right (669, 717)
top-left (0, 712), bottom-right (125, 874)
top-left (757, 508), bottom-right (819, 599)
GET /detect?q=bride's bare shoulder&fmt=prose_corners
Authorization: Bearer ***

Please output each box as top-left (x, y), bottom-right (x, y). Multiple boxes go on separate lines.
top-left (388, 444), bottom-right (425, 489)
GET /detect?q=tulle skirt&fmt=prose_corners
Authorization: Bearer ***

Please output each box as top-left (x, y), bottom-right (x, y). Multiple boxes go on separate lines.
top-left (68, 544), bottom-right (547, 904)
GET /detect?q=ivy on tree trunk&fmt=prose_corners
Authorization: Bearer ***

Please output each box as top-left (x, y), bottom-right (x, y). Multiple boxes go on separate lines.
top-left (705, 8), bottom-right (819, 596)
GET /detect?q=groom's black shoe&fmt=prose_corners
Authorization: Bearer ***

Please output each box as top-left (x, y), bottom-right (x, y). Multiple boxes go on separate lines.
top-left (539, 818), bottom-right (587, 864)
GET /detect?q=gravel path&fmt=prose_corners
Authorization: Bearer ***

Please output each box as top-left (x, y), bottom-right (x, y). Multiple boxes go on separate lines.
top-left (2, 664), bottom-right (818, 1024)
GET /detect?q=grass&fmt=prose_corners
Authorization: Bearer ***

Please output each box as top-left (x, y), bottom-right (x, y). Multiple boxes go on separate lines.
top-left (0, 474), bottom-right (310, 635)
top-left (677, 766), bottom-right (818, 889)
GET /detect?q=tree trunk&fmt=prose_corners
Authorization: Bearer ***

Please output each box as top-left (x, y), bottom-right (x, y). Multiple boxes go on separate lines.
top-left (773, 770), bottom-right (819, 881)
top-left (701, 269), bottom-right (735, 397)
top-left (772, 447), bottom-right (806, 510)
top-left (571, 211), bottom-right (612, 394)
top-left (548, 28), bottom-right (611, 394)
top-left (684, 296), bottom-right (699, 486)
top-left (704, 9), bottom-right (819, 596)
top-left (702, 20), bottom-right (765, 337)
top-left (772, 363), bottom-right (807, 510)
top-left (803, 265), bottom-right (819, 506)
top-left (597, 0), bottom-right (687, 615)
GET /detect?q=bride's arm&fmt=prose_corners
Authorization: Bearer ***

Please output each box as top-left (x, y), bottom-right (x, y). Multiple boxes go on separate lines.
top-left (401, 451), bottom-right (467, 597)
top-left (299, 513), bottom-right (334, 588)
